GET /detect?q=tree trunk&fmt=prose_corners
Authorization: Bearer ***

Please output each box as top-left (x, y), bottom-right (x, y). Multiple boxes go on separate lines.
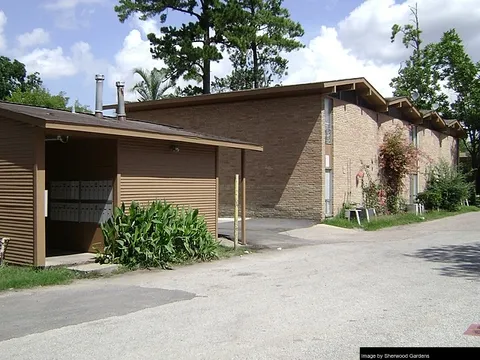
top-left (473, 153), bottom-right (480, 195)
top-left (252, 41), bottom-right (258, 88)
top-left (249, 3), bottom-right (258, 89)
top-left (203, 26), bottom-right (211, 94)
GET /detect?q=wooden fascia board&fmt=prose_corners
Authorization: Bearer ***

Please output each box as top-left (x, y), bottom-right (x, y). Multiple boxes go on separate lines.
top-left (44, 122), bottom-right (264, 152)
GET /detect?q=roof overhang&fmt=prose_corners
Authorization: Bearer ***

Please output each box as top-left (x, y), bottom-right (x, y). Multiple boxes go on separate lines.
top-left (422, 110), bottom-right (447, 130)
top-left (444, 119), bottom-right (467, 138)
top-left (386, 97), bottom-right (423, 123)
top-left (44, 121), bottom-right (263, 151)
top-left (0, 103), bottom-right (262, 152)
top-left (103, 77), bottom-right (388, 113)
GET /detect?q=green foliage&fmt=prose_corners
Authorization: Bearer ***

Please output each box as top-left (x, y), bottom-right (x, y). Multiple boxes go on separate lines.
top-left (0, 56), bottom-right (27, 100)
top-left (390, 4), bottom-right (449, 114)
top-left (131, 67), bottom-right (174, 101)
top-left (7, 85), bottom-right (90, 112)
top-left (379, 126), bottom-right (420, 213)
top-left (0, 57), bottom-right (44, 100)
top-left (97, 201), bottom-right (219, 269)
top-left (212, 0), bottom-right (304, 91)
top-left (115, 0), bottom-right (225, 95)
top-left (360, 166), bottom-right (386, 214)
top-left (0, 265), bottom-right (75, 291)
top-left (7, 87), bottom-right (70, 109)
top-left (433, 29), bottom-right (480, 193)
top-left (417, 160), bottom-right (473, 211)
top-left (69, 99), bottom-right (92, 113)
top-left (324, 206), bottom-right (479, 231)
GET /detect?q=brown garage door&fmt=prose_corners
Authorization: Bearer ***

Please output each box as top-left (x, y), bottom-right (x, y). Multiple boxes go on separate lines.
top-left (0, 117), bottom-right (36, 265)
top-left (118, 139), bottom-right (216, 233)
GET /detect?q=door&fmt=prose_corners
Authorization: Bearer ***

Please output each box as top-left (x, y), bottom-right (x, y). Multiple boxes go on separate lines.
top-left (325, 169), bottom-right (333, 217)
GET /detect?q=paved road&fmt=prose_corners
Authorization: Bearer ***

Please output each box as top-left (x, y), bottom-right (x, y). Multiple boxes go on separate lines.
top-left (1, 213), bottom-right (480, 359)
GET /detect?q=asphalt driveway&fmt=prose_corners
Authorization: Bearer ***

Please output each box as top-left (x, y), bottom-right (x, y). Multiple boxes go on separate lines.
top-left (1, 213), bottom-right (479, 359)
top-left (218, 217), bottom-right (361, 248)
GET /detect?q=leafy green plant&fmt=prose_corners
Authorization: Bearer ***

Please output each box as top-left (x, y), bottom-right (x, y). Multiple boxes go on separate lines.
top-left (379, 125), bottom-right (421, 214)
top-left (417, 160), bottom-right (473, 211)
top-left (97, 201), bottom-right (218, 269)
top-left (360, 165), bottom-right (387, 214)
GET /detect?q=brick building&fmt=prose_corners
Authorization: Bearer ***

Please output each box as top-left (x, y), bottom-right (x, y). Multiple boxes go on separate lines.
top-left (106, 77), bottom-right (464, 220)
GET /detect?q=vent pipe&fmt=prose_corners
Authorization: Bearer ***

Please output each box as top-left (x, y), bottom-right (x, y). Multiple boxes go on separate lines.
top-left (94, 74), bottom-right (105, 118)
top-left (116, 81), bottom-right (126, 121)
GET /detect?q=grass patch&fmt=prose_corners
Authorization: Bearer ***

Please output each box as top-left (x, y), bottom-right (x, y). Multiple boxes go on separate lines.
top-left (324, 206), bottom-right (480, 231)
top-left (0, 266), bottom-right (76, 292)
top-left (217, 244), bottom-right (250, 258)
top-left (0, 244), bottom-right (250, 292)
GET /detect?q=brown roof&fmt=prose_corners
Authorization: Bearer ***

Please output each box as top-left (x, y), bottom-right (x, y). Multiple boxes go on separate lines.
top-left (385, 96), bottom-right (422, 122)
top-left (104, 77), bottom-right (388, 112)
top-left (102, 76), bottom-right (466, 139)
top-left (0, 101), bottom-right (263, 151)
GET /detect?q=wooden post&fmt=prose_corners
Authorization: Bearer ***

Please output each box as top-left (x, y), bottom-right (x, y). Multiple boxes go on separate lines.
top-left (215, 147), bottom-right (219, 241)
top-left (241, 149), bottom-right (247, 245)
top-left (0, 238), bottom-right (10, 265)
top-left (234, 174), bottom-right (239, 249)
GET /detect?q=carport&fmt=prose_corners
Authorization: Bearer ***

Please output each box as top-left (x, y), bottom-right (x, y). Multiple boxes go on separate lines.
top-left (0, 86), bottom-right (262, 266)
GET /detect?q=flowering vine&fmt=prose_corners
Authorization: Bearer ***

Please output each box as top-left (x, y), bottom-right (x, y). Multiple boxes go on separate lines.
top-left (379, 125), bottom-right (421, 213)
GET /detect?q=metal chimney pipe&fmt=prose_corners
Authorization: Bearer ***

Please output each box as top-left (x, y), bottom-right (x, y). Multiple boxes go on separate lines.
top-left (116, 81), bottom-right (126, 121)
top-left (94, 74), bottom-right (105, 118)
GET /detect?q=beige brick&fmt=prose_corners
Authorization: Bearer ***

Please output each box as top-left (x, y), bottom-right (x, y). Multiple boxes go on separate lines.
top-left (128, 94), bottom-right (459, 219)
top-left (130, 95), bottom-right (324, 220)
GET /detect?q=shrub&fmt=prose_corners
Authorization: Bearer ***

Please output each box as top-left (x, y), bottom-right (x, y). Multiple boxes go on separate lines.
top-left (417, 160), bottom-right (472, 211)
top-left (96, 201), bottom-right (218, 268)
top-left (379, 125), bottom-right (421, 214)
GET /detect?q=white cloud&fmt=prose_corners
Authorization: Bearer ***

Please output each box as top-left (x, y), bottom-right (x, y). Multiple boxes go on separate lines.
top-left (6, 0), bottom-right (480, 106)
top-left (17, 41), bottom-right (100, 80)
top-left (17, 28), bottom-right (50, 49)
top-left (19, 47), bottom-right (78, 78)
top-left (337, 0), bottom-right (480, 64)
top-left (106, 17), bottom-right (232, 101)
top-left (0, 11), bottom-right (7, 51)
top-left (107, 19), bottom-right (166, 102)
top-left (283, 0), bottom-right (480, 98)
top-left (284, 26), bottom-right (398, 97)
top-left (43, 0), bottom-right (107, 29)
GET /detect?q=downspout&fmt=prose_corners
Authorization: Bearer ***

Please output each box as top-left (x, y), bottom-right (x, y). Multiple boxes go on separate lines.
top-left (95, 74), bottom-right (105, 118)
top-left (116, 81), bottom-right (126, 121)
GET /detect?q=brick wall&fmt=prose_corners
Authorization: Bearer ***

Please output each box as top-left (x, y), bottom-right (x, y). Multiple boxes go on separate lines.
top-left (331, 99), bottom-right (380, 214)
top-left (417, 126), bottom-right (458, 190)
top-left (129, 95), bottom-right (324, 220)
top-left (129, 94), bottom-right (460, 219)
top-left (331, 97), bottom-right (460, 213)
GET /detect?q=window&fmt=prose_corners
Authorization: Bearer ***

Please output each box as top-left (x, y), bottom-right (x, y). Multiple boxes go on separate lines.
top-left (325, 169), bottom-right (333, 216)
top-left (410, 125), bottom-right (418, 147)
top-left (324, 98), bottom-right (333, 144)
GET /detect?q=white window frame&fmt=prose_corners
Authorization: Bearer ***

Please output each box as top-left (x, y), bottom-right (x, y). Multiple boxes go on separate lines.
top-left (324, 98), bottom-right (333, 145)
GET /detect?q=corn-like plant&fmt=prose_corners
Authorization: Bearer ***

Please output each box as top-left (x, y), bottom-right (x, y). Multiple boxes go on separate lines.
top-left (97, 201), bottom-right (218, 268)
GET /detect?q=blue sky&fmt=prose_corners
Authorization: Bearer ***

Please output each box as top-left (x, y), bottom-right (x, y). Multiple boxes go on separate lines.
top-left (1, 0), bottom-right (479, 109)
top-left (0, 0), bottom-right (363, 108)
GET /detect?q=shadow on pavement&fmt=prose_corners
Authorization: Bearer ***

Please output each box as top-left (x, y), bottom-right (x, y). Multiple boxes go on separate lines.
top-left (408, 242), bottom-right (480, 280)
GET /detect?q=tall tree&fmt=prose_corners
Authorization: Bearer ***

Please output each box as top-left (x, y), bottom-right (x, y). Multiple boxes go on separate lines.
top-left (0, 56), bottom-right (27, 100)
top-left (213, 0), bottom-right (304, 92)
top-left (131, 67), bottom-right (174, 101)
top-left (7, 87), bottom-right (70, 109)
top-left (115, 0), bottom-right (228, 95)
top-left (390, 3), bottom-right (449, 114)
top-left (7, 75), bottom-right (91, 113)
top-left (434, 29), bottom-right (480, 192)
